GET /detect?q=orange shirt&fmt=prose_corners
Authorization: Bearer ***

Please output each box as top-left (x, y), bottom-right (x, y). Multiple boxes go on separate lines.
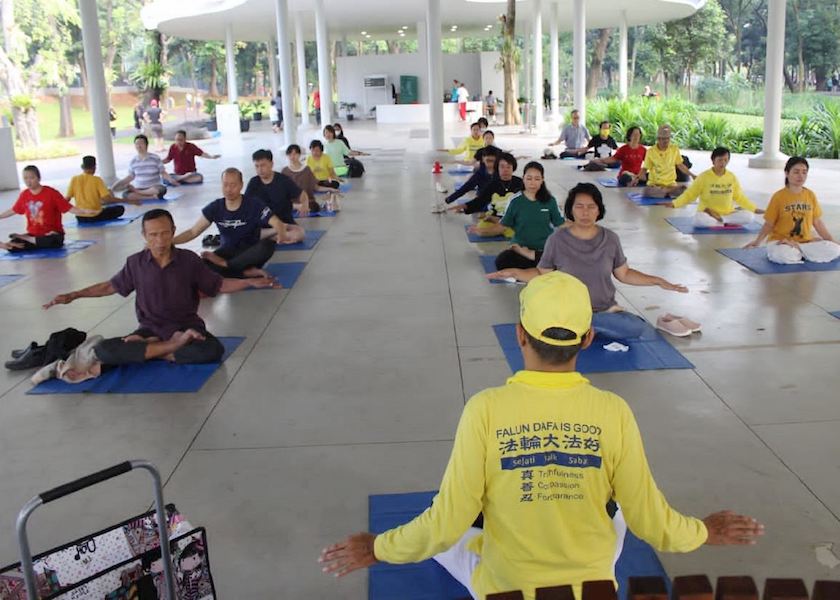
top-left (764, 187), bottom-right (822, 242)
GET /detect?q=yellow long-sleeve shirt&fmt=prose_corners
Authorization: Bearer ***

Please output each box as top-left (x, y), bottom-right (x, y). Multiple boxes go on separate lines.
top-left (672, 169), bottom-right (756, 214)
top-left (448, 135), bottom-right (485, 160)
top-left (374, 370), bottom-right (707, 600)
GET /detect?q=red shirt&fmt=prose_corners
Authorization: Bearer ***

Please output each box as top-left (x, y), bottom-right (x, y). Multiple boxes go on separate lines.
top-left (166, 142), bottom-right (203, 175)
top-left (313, 90), bottom-right (321, 109)
top-left (614, 144), bottom-right (647, 176)
top-left (12, 186), bottom-right (72, 236)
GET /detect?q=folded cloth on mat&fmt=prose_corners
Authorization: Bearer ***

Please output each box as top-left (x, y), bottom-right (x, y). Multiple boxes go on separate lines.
top-left (315, 182), bottom-right (352, 194)
top-left (261, 262), bottom-right (306, 288)
top-left (598, 177), bottom-right (621, 187)
top-left (493, 323), bottom-right (693, 373)
top-left (27, 336), bottom-right (244, 394)
top-left (66, 214), bottom-right (142, 228)
top-left (293, 209), bottom-right (337, 218)
top-left (466, 224), bottom-right (508, 243)
top-left (626, 192), bottom-right (671, 206)
top-left (665, 216), bottom-right (761, 234)
top-left (0, 273), bottom-right (24, 287)
top-left (369, 491), bottom-right (669, 600)
top-left (0, 240), bottom-right (96, 261)
top-left (275, 229), bottom-right (326, 251)
top-left (717, 246), bottom-right (840, 274)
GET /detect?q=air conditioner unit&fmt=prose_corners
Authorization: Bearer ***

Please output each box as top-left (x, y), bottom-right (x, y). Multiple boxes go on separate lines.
top-left (363, 74), bottom-right (389, 114)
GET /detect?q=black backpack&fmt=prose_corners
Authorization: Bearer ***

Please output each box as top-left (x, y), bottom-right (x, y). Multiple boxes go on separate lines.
top-left (345, 157), bottom-right (365, 178)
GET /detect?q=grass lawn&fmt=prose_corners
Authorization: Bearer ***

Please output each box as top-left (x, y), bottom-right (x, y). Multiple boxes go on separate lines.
top-left (698, 110), bottom-right (797, 131)
top-left (36, 98), bottom-right (136, 142)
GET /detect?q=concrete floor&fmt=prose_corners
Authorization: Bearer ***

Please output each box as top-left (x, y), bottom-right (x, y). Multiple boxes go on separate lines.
top-left (1, 120), bottom-right (839, 597)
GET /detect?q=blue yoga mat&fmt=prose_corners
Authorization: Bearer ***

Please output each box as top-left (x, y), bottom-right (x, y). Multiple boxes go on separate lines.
top-left (830, 311), bottom-right (840, 319)
top-left (263, 262), bottom-right (306, 288)
top-left (66, 214), bottom-right (142, 228)
top-left (139, 191), bottom-right (183, 204)
top-left (27, 336), bottom-right (244, 395)
top-left (665, 216), bottom-right (761, 235)
top-left (0, 240), bottom-right (96, 261)
top-left (369, 491), bottom-right (668, 600)
top-left (293, 209), bottom-right (337, 218)
top-left (275, 229), bottom-right (325, 251)
top-left (598, 177), bottom-right (621, 188)
top-left (448, 167), bottom-right (474, 176)
top-left (626, 192), bottom-right (670, 206)
top-left (465, 224), bottom-right (508, 243)
top-left (493, 323), bottom-right (693, 373)
top-left (0, 274), bottom-right (24, 288)
top-left (314, 182), bottom-right (352, 194)
top-left (717, 247), bottom-right (840, 274)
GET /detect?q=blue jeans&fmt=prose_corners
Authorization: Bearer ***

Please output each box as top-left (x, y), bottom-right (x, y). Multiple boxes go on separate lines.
top-left (592, 311), bottom-right (658, 341)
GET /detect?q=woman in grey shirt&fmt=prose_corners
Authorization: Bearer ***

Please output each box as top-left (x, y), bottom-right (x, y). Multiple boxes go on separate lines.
top-left (487, 182), bottom-right (687, 340)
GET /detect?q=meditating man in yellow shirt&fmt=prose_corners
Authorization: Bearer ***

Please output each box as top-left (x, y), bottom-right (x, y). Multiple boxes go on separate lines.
top-left (632, 125), bottom-right (695, 198)
top-left (319, 271), bottom-right (764, 600)
top-left (66, 155), bottom-right (138, 223)
top-left (669, 147), bottom-right (764, 227)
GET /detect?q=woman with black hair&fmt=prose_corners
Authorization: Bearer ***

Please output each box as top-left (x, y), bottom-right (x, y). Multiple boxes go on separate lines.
top-left (488, 182), bottom-right (690, 339)
top-left (306, 140), bottom-right (342, 188)
top-left (585, 126), bottom-right (646, 185)
top-left (492, 161), bottom-right (564, 269)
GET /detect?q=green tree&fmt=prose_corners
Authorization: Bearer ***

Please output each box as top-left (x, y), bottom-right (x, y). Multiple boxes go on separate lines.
top-left (787, 0), bottom-right (840, 91)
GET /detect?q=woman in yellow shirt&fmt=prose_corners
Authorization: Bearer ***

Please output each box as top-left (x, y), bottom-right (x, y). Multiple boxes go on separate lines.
top-left (439, 122), bottom-right (485, 162)
top-left (669, 147), bottom-right (764, 226)
top-left (745, 157), bottom-right (840, 264)
top-left (306, 140), bottom-right (341, 189)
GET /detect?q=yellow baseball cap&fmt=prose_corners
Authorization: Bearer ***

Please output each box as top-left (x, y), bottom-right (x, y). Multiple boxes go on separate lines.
top-left (519, 272), bottom-right (592, 346)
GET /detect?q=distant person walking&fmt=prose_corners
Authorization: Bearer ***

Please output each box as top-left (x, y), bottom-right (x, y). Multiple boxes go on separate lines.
top-left (457, 82), bottom-right (469, 121)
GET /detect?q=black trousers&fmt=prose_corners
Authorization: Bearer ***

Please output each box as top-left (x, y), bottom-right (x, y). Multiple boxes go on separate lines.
top-left (559, 150), bottom-right (582, 159)
top-left (94, 328), bottom-right (224, 365)
top-left (495, 248), bottom-right (543, 270)
top-left (8, 233), bottom-right (64, 252)
top-left (205, 238), bottom-right (275, 278)
top-left (318, 179), bottom-right (340, 189)
top-left (76, 205), bottom-right (125, 223)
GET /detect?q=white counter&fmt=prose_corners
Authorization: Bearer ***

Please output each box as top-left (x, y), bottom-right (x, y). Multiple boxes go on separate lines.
top-left (375, 101), bottom-right (485, 124)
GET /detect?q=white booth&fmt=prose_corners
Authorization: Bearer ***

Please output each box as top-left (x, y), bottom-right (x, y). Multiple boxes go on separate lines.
top-left (375, 101), bottom-right (484, 124)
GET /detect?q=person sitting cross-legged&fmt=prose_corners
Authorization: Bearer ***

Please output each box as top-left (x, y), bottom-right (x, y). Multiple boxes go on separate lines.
top-left (450, 153), bottom-right (523, 241)
top-left (668, 147), bottom-right (764, 227)
top-left (112, 134), bottom-right (179, 202)
top-left (546, 109), bottom-right (590, 158)
top-left (745, 156), bottom-right (840, 264)
top-left (174, 168), bottom-right (289, 279)
top-left (246, 149), bottom-right (308, 240)
top-left (306, 140), bottom-right (343, 189)
top-left (43, 208), bottom-right (275, 367)
top-left (633, 125), bottom-right (695, 198)
top-left (162, 129), bottom-right (220, 184)
top-left (439, 122), bottom-right (486, 162)
top-left (66, 155), bottom-right (135, 223)
top-left (442, 147), bottom-right (499, 208)
top-left (282, 144), bottom-right (336, 214)
top-left (0, 165), bottom-right (96, 251)
top-left (319, 270), bottom-right (764, 600)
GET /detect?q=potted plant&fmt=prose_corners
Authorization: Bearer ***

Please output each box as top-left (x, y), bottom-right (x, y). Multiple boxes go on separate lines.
top-left (204, 98), bottom-right (218, 131)
top-left (251, 99), bottom-right (266, 121)
top-left (238, 101), bottom-right (254, 132)
top-left (340, 101), bottom-right (358, 121)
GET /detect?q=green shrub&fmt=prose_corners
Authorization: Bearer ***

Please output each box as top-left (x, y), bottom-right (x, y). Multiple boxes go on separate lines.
top-left (15, 141), bottom-right (79, 160)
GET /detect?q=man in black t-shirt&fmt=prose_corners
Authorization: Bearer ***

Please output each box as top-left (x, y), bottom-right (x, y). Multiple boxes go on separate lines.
top-left (245, 149), bottom-right (307, 244)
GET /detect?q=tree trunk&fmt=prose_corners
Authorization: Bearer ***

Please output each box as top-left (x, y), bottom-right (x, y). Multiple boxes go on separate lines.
top-left (1, 0), bottom-right (14, 55)
top-left (58, 93), bottom-right (74, 137)
top-left (0, 45), bottom-right (41, 147)
top-left (209, 57), bottom-right (219, 97)
top-left (792, 0), bottom-right (805, 93)
top-left (501, 0), bottom-right (520, 125)
top-left (783, 67), bottom-right (796, 93)
top-left (586, 28), bottom-right (612, 98)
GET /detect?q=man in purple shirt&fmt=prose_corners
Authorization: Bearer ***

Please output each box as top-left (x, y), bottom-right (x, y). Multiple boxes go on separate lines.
top-left (43, 209), bottom-right (276, 366)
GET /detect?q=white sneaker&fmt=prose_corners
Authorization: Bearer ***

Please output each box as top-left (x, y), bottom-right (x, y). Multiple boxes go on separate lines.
top-left (430, 202), bottom-right (447, 214)
top-left (435, 182), bottom-right (448, 193)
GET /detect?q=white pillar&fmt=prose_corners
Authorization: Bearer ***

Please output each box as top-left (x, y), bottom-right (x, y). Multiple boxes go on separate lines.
top-left (274, 0), bottom-right (296, 145)
top-left (267, 38), bottom-right (279, 98)
top-left (225, 24), bottom-right (238, 103)
top-left (573, 0), bottom-right (586, 123)
top-left (313, 0), bottom-right (332, 126)
top-left (619, 11), bottom-right (628, 100)
top-left (78, 0), bottom-right (115, 181)
top-left (749, 0), bottom-right (788, 169)
top-left (426, 0), bottom-right (444, 149)
top-left (532, 0), bottom-right (544, 125)
top-left (523, 33), bottom-right (531, 108)
top-left (550, 2), bottom-right (560, 120)
top-left (294, 12), bottom-right (310, 128)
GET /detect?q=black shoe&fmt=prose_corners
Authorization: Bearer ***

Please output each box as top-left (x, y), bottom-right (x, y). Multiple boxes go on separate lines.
top-left (5, 345), bottom-right (47, 370)
top-left (10, 341), bottom-right (38, 359)
top-left (202, 234), bottom-right (221, 247)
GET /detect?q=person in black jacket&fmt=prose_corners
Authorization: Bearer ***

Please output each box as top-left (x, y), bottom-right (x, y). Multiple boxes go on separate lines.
top-left (450, 153), bottom-right (524, 239)
top-left (444, 147), bottom-right (499, 205)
